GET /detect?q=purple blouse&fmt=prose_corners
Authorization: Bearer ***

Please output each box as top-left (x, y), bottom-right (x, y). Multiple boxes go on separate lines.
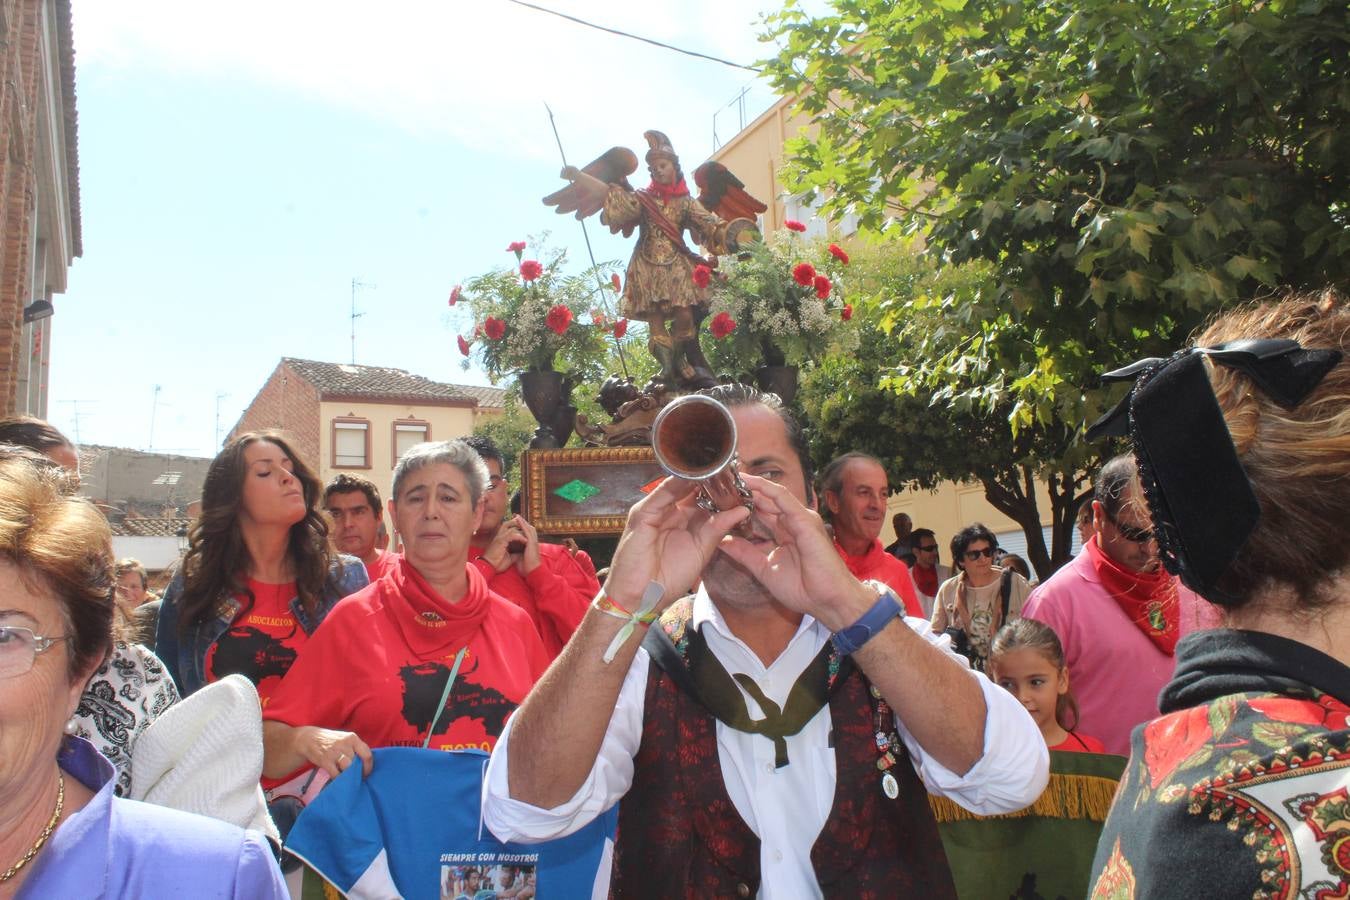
top-left (16, 737), bottom-right (286, 899)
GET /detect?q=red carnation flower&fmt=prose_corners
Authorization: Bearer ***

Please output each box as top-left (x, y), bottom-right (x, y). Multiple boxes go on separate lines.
top-left (841, 303), bottom-right (854, 321)
top-left (484, 317), bottom-right (506, 340)
top-left (519, 260), bottom-right (544, 281)
top-left (507, 241), bottom-right (527, 253)
top-left (611, 273), bottom-right (622, 292)
top-left (710, 311), bottom-right (737, 339)
top-left (457, 334), bottom-right (472, 356)
top-left (613, 318), bottom-right (628, 339)
top-left (785, 220), bottom-right (807, 233)
top-left (448, 284), bottom-right (462, 306)
top-left (545, 304), bottom-right (573, 335)
top-left (814, 274), bottom-right (832, 299)
top-left (792, 262), bottom-right (817, 286)
top-left (828, 243), bottom-right (850, 265)
top-left (692, 264), bottom-right (712, 289)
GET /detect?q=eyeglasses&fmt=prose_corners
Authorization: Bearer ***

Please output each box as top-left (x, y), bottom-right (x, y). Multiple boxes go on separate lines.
top-left (485, 475), bottom-right (508, 493)
top-left (916, 544), bottom-right (939, 553)
top-left (963, 546), bottom-right (996, 561)
top-left (1107, 512), bottom-right (1154, 544)
top-left (0, 626), bottom-right (70, 679)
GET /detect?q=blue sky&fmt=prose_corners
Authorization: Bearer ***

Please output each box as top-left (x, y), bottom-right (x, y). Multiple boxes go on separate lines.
top-left (51, 1), bottom-right (784, 457)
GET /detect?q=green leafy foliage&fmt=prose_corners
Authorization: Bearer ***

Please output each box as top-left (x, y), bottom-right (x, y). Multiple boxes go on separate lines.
top-left (763, 0), bottom-right (1349, 432)
top-left (798, 241), bottom-right (1098, 577)
top-left (764, 0), bottom-right (1347, 573)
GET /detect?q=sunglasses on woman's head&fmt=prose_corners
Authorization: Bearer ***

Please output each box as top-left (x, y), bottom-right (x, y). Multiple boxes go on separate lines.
top-left (963, 546), bottom-right (996, 561)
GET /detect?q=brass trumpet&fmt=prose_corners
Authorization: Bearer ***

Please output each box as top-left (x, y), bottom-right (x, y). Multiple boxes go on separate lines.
top-left (650, 394), bottom-right (758, 535)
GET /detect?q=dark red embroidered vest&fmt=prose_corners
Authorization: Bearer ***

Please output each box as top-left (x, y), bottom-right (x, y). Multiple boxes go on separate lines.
top-left (612, 602), bottom-right (956, 899)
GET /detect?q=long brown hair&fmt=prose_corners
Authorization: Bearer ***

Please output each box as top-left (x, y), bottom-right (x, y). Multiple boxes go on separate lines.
top-left (177, 432), bottom-right (333, 633)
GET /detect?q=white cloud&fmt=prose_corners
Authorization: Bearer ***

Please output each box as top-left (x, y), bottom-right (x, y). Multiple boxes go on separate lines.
top-left (73, 0), bottom-right (781, 162)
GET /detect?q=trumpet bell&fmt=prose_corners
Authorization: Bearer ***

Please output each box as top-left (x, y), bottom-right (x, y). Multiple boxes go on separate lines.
top-left (651, 394), bottom-right (738, 481)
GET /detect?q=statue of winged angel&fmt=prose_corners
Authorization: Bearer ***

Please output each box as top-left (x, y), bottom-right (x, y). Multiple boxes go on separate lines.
top-left (544, 129), bottom-right (765, 391)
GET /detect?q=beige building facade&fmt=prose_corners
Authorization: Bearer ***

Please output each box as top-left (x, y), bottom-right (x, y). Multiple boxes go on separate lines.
top-left (317, 397), bottom-right (483, 503)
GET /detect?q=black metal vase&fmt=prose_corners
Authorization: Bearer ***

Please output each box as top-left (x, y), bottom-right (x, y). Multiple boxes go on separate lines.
top-left (519, 370), bottom-right (573, 449)
top-left (755, 364), bottom-right (800, 407)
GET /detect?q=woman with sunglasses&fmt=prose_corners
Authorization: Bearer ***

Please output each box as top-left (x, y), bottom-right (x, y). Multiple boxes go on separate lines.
top-left (930, 523), bottom-right (1032, 672)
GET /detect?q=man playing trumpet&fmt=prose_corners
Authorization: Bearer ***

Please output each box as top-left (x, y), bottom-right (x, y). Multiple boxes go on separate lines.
top-left (483, 384), bottom-right (1048, 897)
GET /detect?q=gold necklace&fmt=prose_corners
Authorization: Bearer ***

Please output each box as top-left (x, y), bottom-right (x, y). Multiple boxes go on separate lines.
top-left (0, 772), bottom-right (65, 883)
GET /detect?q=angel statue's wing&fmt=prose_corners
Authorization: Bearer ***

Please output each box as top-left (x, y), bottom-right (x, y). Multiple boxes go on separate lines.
top-left (693, 161), bottom-right (768, 223)
top-left (542, 146), bottom-right (639, 220)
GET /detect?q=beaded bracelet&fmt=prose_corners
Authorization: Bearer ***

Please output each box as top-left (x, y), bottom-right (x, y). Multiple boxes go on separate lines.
top-left (592, 581), bottom-right (664, 663)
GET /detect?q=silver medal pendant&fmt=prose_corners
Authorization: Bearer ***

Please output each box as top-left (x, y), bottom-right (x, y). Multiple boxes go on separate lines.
top-left (882, 771), bottom-right (899, 799)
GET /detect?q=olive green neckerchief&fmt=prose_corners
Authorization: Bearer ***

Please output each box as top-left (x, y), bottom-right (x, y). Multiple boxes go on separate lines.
top-left (685, 627), bottom-right (834, 769)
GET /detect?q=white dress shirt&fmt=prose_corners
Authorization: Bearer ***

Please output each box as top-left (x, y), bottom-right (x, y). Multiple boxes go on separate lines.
top-left (483, 586), bottom-right (1049, 899)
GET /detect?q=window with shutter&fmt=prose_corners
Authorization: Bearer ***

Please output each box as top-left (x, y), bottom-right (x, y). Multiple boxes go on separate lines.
top-left (333, 420), bottom-right (369, 467)
top-left (393, 421), bottom-right (429, 464)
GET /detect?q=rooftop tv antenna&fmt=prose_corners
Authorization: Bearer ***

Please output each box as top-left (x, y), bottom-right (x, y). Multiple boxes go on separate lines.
top-left (215, 392), bottom-right (229, 451)
top-left (148, 385), bottom-right (162, 452)
top-left (351, 278), bottom-right (376, 363)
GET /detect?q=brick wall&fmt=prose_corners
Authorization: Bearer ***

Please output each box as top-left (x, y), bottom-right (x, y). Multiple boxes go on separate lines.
top-left (228, 360), bottom-right (322, 473)
top-left (0, 1), bottom-right (41, 415)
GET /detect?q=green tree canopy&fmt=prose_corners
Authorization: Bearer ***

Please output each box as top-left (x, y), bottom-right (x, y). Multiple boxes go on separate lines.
top-left (765, 0), bottom-right (1346, 573)
top-left (799, 242), bottom-right (1101, 577)
top-left (764, 0), bottom-right (1347, 427)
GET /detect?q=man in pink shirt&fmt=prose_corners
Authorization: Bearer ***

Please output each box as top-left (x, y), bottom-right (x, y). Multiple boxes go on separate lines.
top-left (1022, 455), bottom-right (1217, 755)
top-left (820, 452), bottom-right (922, 617)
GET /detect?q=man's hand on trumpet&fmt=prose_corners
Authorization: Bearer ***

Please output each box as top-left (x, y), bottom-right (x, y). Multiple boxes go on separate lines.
top-left (600, 476), bottom-right (750, 615)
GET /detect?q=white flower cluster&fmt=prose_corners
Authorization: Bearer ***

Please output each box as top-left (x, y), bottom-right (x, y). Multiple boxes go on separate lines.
top-left (501, 296), bottom-right (564, 370)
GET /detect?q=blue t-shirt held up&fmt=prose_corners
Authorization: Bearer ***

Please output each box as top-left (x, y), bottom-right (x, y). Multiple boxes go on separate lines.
top-left (286, 748), bottom-right (617, 900)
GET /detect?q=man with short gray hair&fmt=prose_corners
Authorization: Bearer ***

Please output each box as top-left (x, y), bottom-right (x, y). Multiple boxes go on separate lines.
top-left (820, 452), bottom-right (922, 617)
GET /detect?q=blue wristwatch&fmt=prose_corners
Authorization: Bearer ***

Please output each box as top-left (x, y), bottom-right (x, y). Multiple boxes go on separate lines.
top-left (831, 587), bottom-right (903, 656)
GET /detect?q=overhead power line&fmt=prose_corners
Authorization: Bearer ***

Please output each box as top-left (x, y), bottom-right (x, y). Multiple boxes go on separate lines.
top-left (502, 0), bottom-right (761, 72)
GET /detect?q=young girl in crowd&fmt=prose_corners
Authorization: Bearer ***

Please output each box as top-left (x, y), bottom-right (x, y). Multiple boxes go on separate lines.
top-left (989, 618), bottom-right (1105, 753)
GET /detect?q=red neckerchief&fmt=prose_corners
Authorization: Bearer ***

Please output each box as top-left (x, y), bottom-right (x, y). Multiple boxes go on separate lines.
top-left (913, 564), bottom-right (939, 598)
top-left (643, 177), bottom-right (690, 200)
top-left (833, 537), bottom-right (887, 579)
top-left (381, 556), bottom-right (490, 656)
top-left (1086, 535), bottom-right (1180, 655)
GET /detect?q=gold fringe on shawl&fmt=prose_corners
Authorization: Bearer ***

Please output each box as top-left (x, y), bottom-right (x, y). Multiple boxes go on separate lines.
top-left (928, 772), bottom-right (1121, 825)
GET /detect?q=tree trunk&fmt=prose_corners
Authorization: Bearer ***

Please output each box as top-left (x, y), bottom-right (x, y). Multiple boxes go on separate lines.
top-left (979, 464), bottom-right (1092, 582)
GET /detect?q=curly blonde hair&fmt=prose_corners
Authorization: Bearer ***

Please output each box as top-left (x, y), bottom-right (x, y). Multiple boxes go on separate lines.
top-left (1197, 288), bottom-right (1349, 609)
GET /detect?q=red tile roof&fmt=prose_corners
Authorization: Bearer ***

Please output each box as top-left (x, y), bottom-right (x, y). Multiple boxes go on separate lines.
top-left (283, 358), bottom-right (506, 408)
